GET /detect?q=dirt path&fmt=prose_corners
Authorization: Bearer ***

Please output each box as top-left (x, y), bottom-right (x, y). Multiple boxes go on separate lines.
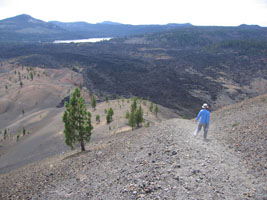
top-left (18, 119), bottom-right (264, 200)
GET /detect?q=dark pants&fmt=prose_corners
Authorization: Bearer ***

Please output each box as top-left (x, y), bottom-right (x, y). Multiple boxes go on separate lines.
top-left (195, 123), bottom-right (209, 139)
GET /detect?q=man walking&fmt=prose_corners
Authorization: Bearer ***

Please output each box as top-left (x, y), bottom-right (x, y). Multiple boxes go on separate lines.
top-left (194, 103), bottom-right (210, 140)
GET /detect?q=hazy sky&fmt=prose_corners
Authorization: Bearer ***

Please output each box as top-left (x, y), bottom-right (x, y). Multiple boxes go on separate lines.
top-left (0, 0), bottom-right (267, 26)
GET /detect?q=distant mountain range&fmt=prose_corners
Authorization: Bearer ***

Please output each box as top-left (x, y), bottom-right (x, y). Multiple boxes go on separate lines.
top-left (0, 14), bottom-right (73, 42)
top-left (0, 14), bottom-right (193, 42)
top-left (49, 20), bottom-right (192, 39)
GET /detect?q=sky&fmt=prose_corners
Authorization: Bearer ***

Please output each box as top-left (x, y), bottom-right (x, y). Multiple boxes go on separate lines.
top-left (0, 0), bottom-right (267, 26)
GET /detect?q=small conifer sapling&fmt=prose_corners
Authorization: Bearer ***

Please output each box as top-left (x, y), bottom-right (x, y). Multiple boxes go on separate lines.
top-left (96, 115), bottom-right (100, 123)
top-left (91, 93), bottom-right (96, 110)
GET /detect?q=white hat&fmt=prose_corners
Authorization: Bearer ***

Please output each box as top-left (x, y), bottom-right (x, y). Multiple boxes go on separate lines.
top-left (202, 103), bottom-right (208, 109)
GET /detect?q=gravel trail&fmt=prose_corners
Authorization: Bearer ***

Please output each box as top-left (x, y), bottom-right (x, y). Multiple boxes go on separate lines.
top-left (1, 96), bottom-right (266, 200)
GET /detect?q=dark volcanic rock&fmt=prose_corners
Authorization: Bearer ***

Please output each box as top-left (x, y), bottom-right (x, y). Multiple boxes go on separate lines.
top-left (1, 26), bottom-right (266, 117)
top-left (56, 96), bottom-right (70, 108)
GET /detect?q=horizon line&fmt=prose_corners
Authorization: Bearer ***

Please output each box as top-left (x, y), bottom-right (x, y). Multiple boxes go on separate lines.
top-left (1, 13), bottom-right (266, 28)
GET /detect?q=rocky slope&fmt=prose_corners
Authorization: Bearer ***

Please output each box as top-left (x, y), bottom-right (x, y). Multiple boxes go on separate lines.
top-left (0, 95), bottom-right (266, 199)
top-left (211, 94), bottom-right (267, 181)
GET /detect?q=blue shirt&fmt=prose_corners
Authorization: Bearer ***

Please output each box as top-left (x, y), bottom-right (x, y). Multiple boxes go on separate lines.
top-left (196, 109), bottom-right (210, 124)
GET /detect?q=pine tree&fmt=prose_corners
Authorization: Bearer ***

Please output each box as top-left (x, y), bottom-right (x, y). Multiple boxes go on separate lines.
top-left (128, 98), bottom-right (143, 130)
top-left (91, 93), bottom-right (96, 110)
top-left (17, 128), bottom-right (20, 141)
top-left (106, 108), bottom-right (114, 124)
top-left (128, 111), bottom-right (136, 130)
top-left (106, 112), bottom-right (111, 124)
top-left (29, 72), bottom-right (33, 80)
top-left (109, 108), bottom-right (114, 120)
top-left (63, 88), bottom-right (93, 152)
top-left (4, 129), bottom-right (7, 140)
top-left (131, 98), bottom-right (137, 112)
top-left (96, 115), bottom-right (100, 123)
top-left (154, 105), bottom-right (158, 116)
top-left (135, 106), bottom-right (144, 127)
top-left (125, 111), bottom-right (130, 119)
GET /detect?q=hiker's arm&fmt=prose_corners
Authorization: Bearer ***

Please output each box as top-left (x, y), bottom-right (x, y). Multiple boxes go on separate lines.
top-left (196, 111), bottom-right (201, 121)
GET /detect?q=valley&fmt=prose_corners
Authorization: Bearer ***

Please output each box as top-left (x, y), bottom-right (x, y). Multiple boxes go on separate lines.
top-left (1, 26), bottom-right (266, 117)
top-left (0, 62), bottom-right (177, 173)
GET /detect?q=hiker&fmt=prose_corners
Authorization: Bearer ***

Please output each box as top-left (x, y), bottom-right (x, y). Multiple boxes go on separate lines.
top-left (194, 103), bottom-right (210, 140)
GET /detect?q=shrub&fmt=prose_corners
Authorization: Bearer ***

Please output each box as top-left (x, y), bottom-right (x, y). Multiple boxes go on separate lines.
top-left (4, 129), bottom-right (7, 140)
top-left (125, 111), bottom-right (130, 119)
top-left (154, 105), bottom-right (158, 116)
top-left (91, 93), bottom-right (96, 110)
top-left (106, 108), bottom-right (114, 124)
top-left (96, 115), bottom-right (100, 123)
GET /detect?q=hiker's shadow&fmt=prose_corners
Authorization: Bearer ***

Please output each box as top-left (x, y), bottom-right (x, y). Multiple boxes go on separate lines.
top-left (63, 150), bottom-right (91, 160)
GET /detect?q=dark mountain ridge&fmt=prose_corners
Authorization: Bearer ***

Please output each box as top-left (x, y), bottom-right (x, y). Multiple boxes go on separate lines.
top-left (1, 14), bottom-right (265, 43)
top-left (0, 14), bottom-right (59, 29)
top-left (49, 20), bottom-right (193, 38)
top-left (0, 14), bottom-right (192, 42)
top-left (0, 14), bottom-right (76, 42)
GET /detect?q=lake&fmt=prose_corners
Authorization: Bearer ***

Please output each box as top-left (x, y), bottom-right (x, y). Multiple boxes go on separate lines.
top-left (53, 37), bottom-right (112, 44)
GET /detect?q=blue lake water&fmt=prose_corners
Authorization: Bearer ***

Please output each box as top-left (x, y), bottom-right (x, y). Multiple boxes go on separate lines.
top-left (53, 37), bottom-right (112, 43)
